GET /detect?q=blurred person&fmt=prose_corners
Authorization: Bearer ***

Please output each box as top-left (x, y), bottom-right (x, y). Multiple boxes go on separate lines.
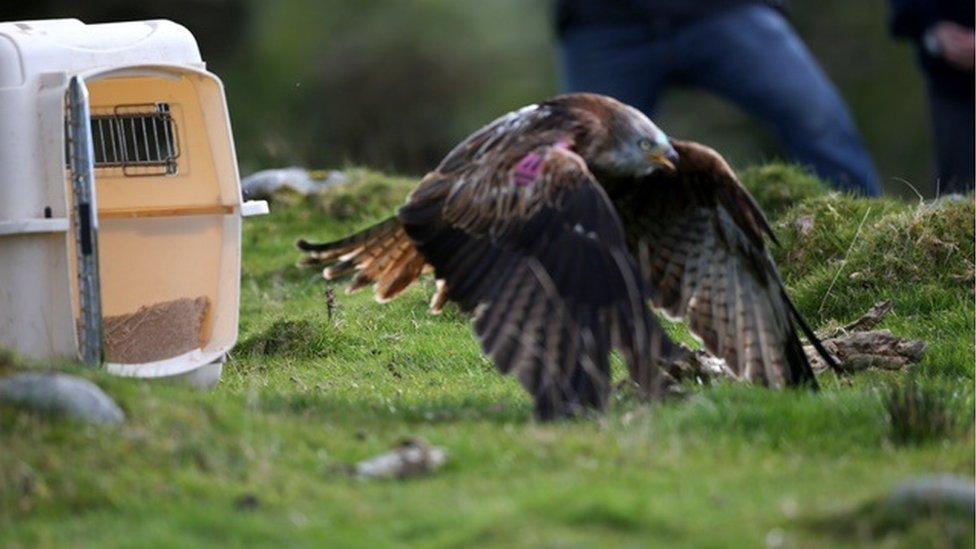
top-left (890, 0), bottom-right (975, 195)
top-left (555, 0), bottom-right (883, 196)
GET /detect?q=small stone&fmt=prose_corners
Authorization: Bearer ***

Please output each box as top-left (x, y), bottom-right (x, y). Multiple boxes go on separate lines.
top-left (780, 496), bottom-right (799, 518)
top-left (355, 437), bottom-right (447, 480)
top-left (794, 215), bottom-right (816, 236)
top-left (241, 167), bottom-right (348, 201)
top-left (0, 373), bottom-right (124, 425)
top-left (765, 528), bottom-right (786, 548)
top-left (884, 475), bottom-right (975, 515)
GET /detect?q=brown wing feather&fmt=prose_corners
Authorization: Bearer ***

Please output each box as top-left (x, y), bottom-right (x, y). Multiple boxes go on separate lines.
top-left (399, 144), bottom-right (675, 419)
top-left (296, 216), bottom-right (427, 302)
top-left (607, 140), bottom-right (821, 388)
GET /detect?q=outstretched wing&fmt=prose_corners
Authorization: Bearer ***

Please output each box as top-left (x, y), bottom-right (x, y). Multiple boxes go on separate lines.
top-left (400, 144), bottom-right (675, 419)
top-left (295, 103), bottom-right (580, 305)
top-left (609, 140), bottom-right (825, 388)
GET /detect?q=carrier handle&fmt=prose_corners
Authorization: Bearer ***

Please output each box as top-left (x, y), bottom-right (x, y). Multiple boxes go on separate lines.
top-left (67, 76), bottom-right (104, 367)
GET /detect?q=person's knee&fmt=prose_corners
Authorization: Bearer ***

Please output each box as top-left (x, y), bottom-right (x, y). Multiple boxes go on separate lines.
top-left (773, 83), bottom-right (861, 149)
top-left (773, 95), bottom-right (881, 195)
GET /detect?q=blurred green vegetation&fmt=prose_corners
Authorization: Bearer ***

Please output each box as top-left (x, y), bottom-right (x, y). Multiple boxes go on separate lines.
top-left (3, 0), bottom-right (938, 195)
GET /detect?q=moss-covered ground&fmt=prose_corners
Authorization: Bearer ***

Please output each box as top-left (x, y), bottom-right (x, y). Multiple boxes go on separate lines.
top-left (1, 167), bottom-right (973, 547)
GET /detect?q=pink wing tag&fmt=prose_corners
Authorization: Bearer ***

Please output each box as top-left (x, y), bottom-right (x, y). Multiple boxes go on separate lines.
top-left (513, 152), bottom-right (544, 187)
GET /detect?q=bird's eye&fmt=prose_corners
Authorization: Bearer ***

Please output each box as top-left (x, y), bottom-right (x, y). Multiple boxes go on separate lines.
top-left (638, 138), bottom-right (654, 151)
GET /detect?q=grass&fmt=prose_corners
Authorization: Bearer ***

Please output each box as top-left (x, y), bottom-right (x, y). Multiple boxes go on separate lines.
top-left (1, 168), bottom-right (973, 547)
top-left (883, 376), bottom-right (971, 447)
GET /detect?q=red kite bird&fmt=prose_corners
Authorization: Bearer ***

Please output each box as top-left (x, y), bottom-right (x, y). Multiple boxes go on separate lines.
top-left (298, 93), bottom-right (835, 419)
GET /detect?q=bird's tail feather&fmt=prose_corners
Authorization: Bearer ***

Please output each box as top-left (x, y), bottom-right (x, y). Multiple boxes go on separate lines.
top-left (297, 217), bottom-right (400, 261)
top-left (296, 216), bottom-right (427, 302)
top-left (782, 289), bottom-right (840, 376)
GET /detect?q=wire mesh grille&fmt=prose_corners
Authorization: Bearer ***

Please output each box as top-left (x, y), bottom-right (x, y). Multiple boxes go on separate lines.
top-left (88, 103), bottom-right (180, 177)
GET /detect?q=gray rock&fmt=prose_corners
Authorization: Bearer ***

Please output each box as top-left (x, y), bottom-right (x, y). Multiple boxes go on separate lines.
top-left (885, 475), bottom-right (975, 515)
top-left (0, 373), bottom-right (124, 425)
top-left (355, 438), bottom-right (447, 480)
top-left (241, 167), bottom-right (348, 200)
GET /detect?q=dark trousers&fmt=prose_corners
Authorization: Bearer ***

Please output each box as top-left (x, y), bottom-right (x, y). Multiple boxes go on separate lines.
top-left (558, 4), bottom-right (883, 196)
top-left (927, 87), bottom-right (975, 195)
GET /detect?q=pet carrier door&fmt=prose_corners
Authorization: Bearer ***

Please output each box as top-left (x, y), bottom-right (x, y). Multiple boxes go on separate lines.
top-left (66, 76), bottom-right (104, 366)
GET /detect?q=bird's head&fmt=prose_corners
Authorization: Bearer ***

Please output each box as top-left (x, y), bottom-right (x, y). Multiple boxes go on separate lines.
top-left (551, 93), bottom-right (679, 178)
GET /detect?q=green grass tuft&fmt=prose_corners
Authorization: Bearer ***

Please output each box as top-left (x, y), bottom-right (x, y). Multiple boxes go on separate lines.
top-left (236, 317), bottom-right (353, 359)
top-left (774, 196), bottom-right (974, 301)
top-left (738, 162), bottom-right (829, 217)
top-left (312, 168), bottom-right (416, 221)
top-left (883, 376), bottom-right (971, 446)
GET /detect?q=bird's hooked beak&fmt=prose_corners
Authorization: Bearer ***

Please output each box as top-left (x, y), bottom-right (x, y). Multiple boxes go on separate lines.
top-left (648, 143), bottom-right (679, 172)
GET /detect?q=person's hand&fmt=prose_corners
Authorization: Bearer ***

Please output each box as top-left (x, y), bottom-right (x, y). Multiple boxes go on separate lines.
top-left (932, 22), bottom-right (975, 71)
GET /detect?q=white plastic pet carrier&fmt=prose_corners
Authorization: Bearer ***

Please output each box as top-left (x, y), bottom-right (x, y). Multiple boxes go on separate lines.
top-left (0, 19), bottom-right (268, 385)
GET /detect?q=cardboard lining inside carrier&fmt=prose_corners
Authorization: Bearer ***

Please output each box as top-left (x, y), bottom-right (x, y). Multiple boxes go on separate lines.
top-left (102, 296), bottom-right (209, 364)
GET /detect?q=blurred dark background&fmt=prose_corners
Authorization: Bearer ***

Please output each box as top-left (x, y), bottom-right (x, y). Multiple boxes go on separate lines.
top-left (3, 0), bottom-right (935, 197)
